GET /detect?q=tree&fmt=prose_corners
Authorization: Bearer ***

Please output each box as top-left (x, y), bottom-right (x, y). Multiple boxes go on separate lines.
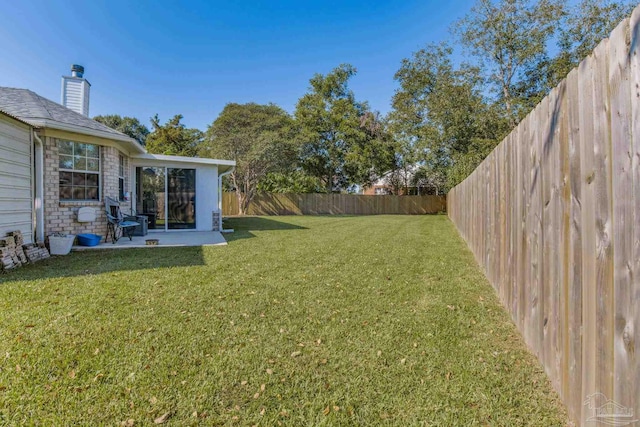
top-left (389, 43), bottom-right (509, 191)
top-left (382, 165), bottom-right (413, 195)
top-left (412, 164), bottom-right (448, 196)
top-left (346, 111), bottom-right (396, 188)
top-left (386, 0), bottom-right (631, 193)
top-left (93, 114), bottom-right (149, 145)
top-left (295, 64), bottom-right (394, 192)
top-left (202, 103), bottom-right (295, 215)
top-left (516, 0), bottom-right (635, 109)
top-left (146, 114), bottom-right (203, 157)
top-left (446, 138), bottom-right (497, 189)
top-left (454, 0), bottom-right (564, 124)
top-left (257, 171), bottom-right (326, 194)
top-left (555, 0), bottom-right (634, 90)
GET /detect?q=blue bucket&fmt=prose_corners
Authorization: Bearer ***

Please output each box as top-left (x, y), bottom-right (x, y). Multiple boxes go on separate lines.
top-left (77, 233), bottom-right (101, 247)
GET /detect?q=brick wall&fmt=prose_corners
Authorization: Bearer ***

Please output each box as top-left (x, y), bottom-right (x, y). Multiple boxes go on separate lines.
top-left (43, 137), bottom-right (131, 240)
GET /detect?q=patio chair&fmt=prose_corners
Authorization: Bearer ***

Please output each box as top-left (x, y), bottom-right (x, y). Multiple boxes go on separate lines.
top-left (104, 196), bottom-right (140, 243)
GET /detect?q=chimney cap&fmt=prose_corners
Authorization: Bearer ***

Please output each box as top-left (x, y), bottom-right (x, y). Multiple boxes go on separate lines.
top-left (71, 64), bottom-right (84, 78)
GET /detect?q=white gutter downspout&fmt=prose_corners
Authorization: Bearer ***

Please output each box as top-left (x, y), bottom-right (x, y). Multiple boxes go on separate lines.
top-left (218, 166), bottom-right (235, 232)
top-left (32, 131), bottom-right (45, 243)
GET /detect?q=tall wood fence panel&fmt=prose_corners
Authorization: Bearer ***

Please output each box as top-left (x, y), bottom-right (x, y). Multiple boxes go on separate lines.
top-left (447, 8), bottom-right (640, 425)
top-left (222, 192), bottom-right (446, 216)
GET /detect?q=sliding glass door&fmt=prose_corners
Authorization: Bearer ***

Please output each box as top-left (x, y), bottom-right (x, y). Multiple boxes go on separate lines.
top-left (167, 168), bottom-right (196, 230)
top-left (137, 166), bottom-right (165, 230)
top-left (136, 167), bottom-right (196, 231)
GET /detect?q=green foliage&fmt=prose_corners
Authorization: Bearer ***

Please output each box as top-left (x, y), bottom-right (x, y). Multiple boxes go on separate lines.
top-left (524, 0), bottom-right (635, 102)
top-left (389, 43), bottom-right (509, 194)
top-left (388, 0), bottom-right (631, 193)
top-left (203, 103), bottom-right (295, 214)
top-left (145, 114), bottom-right (203, 157)
top-left (412, 164), bottom-right (448, 195)
top-left (454, 0), bottom-right (565, 124)
top-left (257, 171), bottom-right (327, 193)
top-left (93, 114), bottom-right (149, 145)
top-left (446, 138), bottom-right (498, 189)
top-left (561, 0), bottom-right (634, 64)
top-left (295, 64), bottom-right (394, 192)
top-left (346, 111), bottom-right (396, 189)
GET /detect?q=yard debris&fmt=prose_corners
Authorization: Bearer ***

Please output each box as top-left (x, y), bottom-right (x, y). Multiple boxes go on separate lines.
top-left (154, 412), bottom-right (171, 424)
top-left (291, 351), bottom-right (301, 358)
top-left (0, 231), bottom-right (50, 271)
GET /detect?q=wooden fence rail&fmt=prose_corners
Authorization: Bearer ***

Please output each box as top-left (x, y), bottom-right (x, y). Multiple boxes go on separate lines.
top-left (222, 192), bottom-right (446, 216)
top-left (447, 7), bottom-right (639, 425)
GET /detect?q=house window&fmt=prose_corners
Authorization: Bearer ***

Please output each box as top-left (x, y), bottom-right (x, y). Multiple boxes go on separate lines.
top-left (374, 187), bottom-right (387, 195)
top-left (119, 154), bottom-right (126, 201)
top-left (58, 141), bottom-right (100, 201)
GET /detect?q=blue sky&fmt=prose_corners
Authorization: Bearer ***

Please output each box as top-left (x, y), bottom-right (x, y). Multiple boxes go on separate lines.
top-left (0, 0), bottom-right (476, 131)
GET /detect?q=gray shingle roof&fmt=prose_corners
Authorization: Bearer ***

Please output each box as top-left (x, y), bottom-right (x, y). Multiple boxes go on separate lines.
top-left (0, 87), bottom-right (139, 145)
top-left (0, 109), bottom-right (38, 127)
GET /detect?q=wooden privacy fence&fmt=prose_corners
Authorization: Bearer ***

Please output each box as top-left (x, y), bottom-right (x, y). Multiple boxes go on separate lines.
top-left (448, 8), bottom-right (639, 426)
top-left (222, 192), bottom-right (446, 216)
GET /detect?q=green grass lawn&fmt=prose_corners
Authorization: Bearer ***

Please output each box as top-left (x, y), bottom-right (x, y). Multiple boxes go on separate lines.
top-left (0, 216), bottom-right (568, 426)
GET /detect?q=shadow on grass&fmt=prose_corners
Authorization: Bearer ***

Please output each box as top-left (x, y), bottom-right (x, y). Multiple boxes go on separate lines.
top-left (1, 218), bottom-right (307, 282)
top-left (0, 246), bottom-right (206, 283)
top-left (223, 216), bottom-right (308, 243)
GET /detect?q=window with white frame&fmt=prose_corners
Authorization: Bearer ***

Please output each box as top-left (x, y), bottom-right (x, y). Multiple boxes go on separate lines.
top-left (119, 154), bottom-right (126, 201)
top-left (58, 141), bottom-right (100, 201)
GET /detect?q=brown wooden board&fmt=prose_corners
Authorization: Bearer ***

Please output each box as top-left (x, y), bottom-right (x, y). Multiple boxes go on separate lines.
top-left (610, 16), bottom-right (636, 416)
top-left (578, 54), bottom-right (597, 426)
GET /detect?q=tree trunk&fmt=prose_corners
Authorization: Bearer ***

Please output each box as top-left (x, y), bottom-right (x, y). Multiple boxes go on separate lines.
top-left (236, 190), bottom-right (247, 216)
top-left (241, 192), bottom-right (252, 216)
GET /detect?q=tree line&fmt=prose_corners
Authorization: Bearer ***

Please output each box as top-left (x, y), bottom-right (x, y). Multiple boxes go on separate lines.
top-left (95, 0), bottom-right (634, 214)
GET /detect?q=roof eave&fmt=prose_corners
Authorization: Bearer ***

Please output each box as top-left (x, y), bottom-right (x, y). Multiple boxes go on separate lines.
top-left (0, 110), bottom-right (40, 128)
top-left (130, 153), bottom-right (236, 167)
top-left (30, 119), bottom-right (146, 153)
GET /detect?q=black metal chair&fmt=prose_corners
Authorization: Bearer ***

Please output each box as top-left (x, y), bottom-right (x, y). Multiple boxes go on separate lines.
top-left (104, 196), bottom-right (139, 243)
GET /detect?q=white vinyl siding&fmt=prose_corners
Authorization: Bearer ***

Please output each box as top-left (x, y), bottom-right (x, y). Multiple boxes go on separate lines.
top-left (61, 78), bottom-right (90, 116)
top-left (0, 115), bottom-right (32, 243)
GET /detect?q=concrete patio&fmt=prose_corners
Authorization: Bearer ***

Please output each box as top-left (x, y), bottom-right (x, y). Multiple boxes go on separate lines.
top-left (72, 231), bottom-right (227, 250)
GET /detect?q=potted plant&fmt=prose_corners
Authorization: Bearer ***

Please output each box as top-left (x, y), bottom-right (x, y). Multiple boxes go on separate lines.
top-left (48, 233), bottom-right (75, 255)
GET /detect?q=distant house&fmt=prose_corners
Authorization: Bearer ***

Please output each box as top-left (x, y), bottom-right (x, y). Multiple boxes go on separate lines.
top-left (0, 65), bottom-right (234, 244)
top-left (363, 164), bottom-right (441, 196)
